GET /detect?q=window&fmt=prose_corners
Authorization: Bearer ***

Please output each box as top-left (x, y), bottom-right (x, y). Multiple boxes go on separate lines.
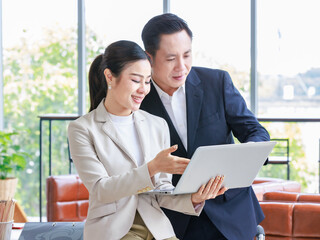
top-left (257, 0), bottom-right (320, 118)
top-left (85, 0), bottom-right (162, 62)
top-left (2, 0), bottom-right (77, 218)
top-left (257, 0), bottom-right (320, 193)
top-left (171, 0), bottom-right (251, 105)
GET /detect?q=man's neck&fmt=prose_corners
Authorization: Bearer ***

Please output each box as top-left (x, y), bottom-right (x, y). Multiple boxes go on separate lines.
top-left (152, 79), bottom-right (181, 97)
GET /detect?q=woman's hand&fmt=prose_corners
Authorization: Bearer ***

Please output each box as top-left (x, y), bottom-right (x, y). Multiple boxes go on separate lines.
top-left (148, 145), bottom-right (190, 177)
top-left (191, 175), bottom-right (228, 206)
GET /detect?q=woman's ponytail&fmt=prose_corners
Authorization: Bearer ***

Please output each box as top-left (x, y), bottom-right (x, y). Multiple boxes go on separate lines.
top-left (88, 54), bottom-right (107, 112)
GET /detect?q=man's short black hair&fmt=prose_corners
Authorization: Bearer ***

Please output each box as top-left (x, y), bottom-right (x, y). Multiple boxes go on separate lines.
top-left (141, 13), bottom-right (193, 57)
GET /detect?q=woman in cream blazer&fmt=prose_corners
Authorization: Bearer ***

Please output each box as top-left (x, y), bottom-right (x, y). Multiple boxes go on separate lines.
top-left (68, 41), bottom-right (226, 240)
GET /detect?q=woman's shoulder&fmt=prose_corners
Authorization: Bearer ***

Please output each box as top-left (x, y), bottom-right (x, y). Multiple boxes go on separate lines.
top-left (135, 110), bottom-right (168, 126)
top-left (68, 110), bottom-right (96, 130)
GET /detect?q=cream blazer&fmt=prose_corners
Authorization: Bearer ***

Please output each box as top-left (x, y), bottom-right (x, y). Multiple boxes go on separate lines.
top-left (68, 100), bottom-right (203, 240)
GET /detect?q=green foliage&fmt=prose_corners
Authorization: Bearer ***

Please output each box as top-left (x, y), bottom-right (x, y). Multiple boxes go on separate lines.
top-left (3, 26), bottom-right (104, 216)
top-left (258, 122), bottom-right (313, 192)
top-left (0, 130), bottom-right (29, 179)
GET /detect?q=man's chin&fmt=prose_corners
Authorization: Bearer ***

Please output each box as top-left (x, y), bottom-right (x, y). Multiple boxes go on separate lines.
top-left (172, 79), bottom-right (186, 88)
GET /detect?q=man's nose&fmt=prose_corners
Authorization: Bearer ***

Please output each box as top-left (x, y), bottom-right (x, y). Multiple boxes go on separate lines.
top-left (175, 57), bottom-right (186, 71)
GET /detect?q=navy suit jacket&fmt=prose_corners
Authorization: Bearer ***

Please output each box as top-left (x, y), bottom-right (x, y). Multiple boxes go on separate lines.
top-left (140, 67), bottom-right (270, 240)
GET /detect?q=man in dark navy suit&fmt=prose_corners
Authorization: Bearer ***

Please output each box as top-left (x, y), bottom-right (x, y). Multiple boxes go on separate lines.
top-left (140, 13), bottom-right (270, 240)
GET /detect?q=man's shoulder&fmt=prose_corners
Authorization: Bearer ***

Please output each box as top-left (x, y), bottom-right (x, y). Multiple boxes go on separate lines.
top-left (191, 66), bottom-right (228, 76)
top-left (188, 67), bottom-right (229, 86)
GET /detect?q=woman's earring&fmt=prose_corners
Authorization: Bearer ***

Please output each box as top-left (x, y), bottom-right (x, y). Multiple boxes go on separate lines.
top-left (108, 85), bottom-right (112, 90)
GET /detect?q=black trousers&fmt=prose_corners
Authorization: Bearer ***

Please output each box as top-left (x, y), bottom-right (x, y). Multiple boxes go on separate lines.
top-left (183, 211), bottom-right (227, 240)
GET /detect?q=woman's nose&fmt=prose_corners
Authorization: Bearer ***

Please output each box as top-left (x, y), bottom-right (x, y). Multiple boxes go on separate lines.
top-left (137, 82), bottom-right (147, 93)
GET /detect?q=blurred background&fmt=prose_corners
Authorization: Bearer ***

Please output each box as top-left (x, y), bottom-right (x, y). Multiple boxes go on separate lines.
top-left (1, 0), bottom-right (319, 220)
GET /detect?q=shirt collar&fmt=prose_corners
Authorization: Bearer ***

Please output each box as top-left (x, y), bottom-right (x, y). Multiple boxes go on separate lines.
top-left (152, 79), bottom-right (185, 101)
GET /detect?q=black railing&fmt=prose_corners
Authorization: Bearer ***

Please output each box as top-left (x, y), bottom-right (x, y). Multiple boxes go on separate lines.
top-left (38, 115), bottom-right (320, 220)
top-left (38, 114), bottom-right (79, 221)
top-left (258, 117), bottom-right (320, 193)
top-left (268, 138), bottom-right (290, 180)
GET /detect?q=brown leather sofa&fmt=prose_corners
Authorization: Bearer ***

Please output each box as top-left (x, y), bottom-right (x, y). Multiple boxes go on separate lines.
top-left (46, 174), bottom-right (89, 222)
top-left (252, 177), bottom-right (301, 201)
top-left (260, 191), bottom-right (320, 239)
top-left (46, 175), bottom-right (301, 222)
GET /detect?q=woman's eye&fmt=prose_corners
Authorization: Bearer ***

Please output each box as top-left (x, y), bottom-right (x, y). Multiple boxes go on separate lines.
top-left (132, 79), bottom-right (140, 83)
top-left (145, 81), bottom-right (151, 84)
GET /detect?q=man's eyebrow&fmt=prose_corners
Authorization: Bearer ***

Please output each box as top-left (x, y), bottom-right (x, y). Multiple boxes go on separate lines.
top-left (166, 49), bottom-right (192, 57)
top-left (166, 53), bottom-right (176, 58)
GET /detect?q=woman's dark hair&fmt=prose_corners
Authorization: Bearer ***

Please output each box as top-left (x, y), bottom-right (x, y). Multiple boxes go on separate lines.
top-left (89, 40), bottom-right (149, 111)
top-left (141, 13), bottom-right (193, 57)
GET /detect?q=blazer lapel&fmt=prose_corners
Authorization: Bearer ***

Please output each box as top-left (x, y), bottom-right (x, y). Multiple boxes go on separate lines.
top-left (95, 101), bottom-right (137, 166)
top-left (186, 69), bottom-right (204, 156)
top-left (133, 111), bottom-right (150, 164)
top-left (142, 83), bottom-right (187, 156)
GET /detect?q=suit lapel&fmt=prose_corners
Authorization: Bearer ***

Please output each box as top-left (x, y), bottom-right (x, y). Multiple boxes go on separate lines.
top-left (186, 69), bottom-right (203, 156)
top-left (142, 83), bottom-right (187, 156)
top-left (95, 101), bottom-right (137, 166)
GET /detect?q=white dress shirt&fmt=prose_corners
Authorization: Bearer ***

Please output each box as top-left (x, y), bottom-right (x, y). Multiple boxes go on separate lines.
top-left (152, 81), bottom-right (188, 150)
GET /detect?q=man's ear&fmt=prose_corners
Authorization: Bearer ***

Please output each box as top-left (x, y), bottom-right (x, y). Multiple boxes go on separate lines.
top-left (145, 51), bottom-right (154, 65)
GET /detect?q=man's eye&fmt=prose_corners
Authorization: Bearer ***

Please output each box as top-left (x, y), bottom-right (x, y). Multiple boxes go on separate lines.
top-left (167, 58), bottom-right (175, 61)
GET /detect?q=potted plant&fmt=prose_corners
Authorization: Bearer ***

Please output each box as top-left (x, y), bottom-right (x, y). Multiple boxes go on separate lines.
top-left (0, 130), bottom-right (29, 200)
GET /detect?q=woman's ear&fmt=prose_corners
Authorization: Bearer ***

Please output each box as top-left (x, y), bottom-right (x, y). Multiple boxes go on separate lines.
top-left (104, 68), bottom-right (113, 83)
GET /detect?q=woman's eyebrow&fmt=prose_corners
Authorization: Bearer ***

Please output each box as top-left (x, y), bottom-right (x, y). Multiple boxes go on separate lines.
top-left (130, 73), bottom-right (151, 78)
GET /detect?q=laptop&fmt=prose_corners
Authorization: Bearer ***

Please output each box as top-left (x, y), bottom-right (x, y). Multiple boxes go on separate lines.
top-left (146, 141), bottom-right (276, 195)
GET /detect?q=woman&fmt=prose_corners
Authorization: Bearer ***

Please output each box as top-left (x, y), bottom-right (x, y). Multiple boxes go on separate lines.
top-left (68, 40), bottom-right (226, 240)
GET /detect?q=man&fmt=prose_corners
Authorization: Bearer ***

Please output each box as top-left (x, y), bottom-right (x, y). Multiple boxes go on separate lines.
top-left (140, 13), bottom-right (270, 240)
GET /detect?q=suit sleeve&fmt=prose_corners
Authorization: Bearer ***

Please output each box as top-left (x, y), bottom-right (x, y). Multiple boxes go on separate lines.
top-left (68, 121), bottom-right (155, 204)
top-left (222, 71), bottom-right (270, 143)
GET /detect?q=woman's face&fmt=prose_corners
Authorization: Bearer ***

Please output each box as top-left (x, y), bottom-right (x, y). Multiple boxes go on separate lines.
top-left (105, 59), bottom-right (151, 116)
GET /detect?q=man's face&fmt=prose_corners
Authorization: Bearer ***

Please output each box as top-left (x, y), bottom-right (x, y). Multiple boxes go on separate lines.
top-left (149, 30), bottom-right (192, 96)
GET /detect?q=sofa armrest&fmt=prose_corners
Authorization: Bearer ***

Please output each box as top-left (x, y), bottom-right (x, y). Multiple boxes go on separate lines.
top-left (46, 175), bottom-right (89, 222)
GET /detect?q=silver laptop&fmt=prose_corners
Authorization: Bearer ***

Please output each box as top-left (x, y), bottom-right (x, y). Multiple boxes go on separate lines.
top-left (146, 141), bottom-right (276, 195)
